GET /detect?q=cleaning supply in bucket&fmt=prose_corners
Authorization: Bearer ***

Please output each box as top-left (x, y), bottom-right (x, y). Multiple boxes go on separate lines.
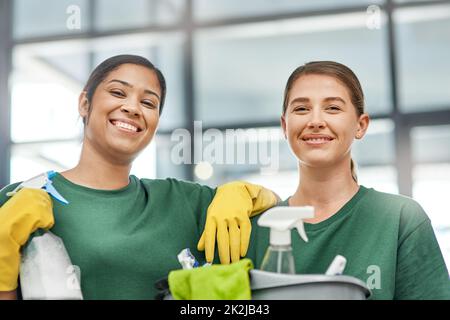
top-left (257, 206), bottom-right (314, 274)
top-left (7, 171), bottom-right (82, 299)
top-left (177, 248), bottom-right (200, 269)
top-left (168, 259), bottom-right (254, 300)
top-left (177, 248), bottom-right (211, 269)
top-left (325, 255), bottom-right (347, 276)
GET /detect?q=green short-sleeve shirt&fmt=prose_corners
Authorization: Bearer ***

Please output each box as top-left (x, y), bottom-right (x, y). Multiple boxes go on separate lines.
top-left (0, 173), bottom-right (216, 299)
top-left (246, 185), bottom-right (450, 300)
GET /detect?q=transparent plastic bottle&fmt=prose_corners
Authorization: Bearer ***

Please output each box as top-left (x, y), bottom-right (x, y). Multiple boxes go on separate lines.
top-left (6, 170), bottom-right (78, 299)
top-left (20, 230), bottom-right (83, 300)
top-left (257, 206), bottom-right (314, 275)
top-left (260, 244), bottom-right (296, 274)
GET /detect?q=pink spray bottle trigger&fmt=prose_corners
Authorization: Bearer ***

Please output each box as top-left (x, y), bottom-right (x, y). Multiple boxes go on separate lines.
top-left (6, 171), bottom-right (69, 205)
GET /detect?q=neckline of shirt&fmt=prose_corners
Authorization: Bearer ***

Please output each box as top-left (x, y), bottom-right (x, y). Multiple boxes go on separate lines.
top-left (280, 185), bottom-right (369, 232)
top-left (53, 172), bottom-right (138, 196)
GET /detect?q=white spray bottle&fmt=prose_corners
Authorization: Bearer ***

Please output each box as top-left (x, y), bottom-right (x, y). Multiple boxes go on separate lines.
top-left (257, 206), bottom-right (314, 274)
top-left (7, 171), bottom-right (83, 300)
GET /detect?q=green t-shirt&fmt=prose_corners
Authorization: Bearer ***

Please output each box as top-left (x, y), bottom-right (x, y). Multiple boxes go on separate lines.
top-left (246, 185), bottom-right (450, 300)
top-left (0, 173), bottom-right (216, 300)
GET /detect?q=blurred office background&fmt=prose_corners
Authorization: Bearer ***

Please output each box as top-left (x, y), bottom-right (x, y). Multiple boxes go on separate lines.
top-left (0, 0), bottom-right (449, 268)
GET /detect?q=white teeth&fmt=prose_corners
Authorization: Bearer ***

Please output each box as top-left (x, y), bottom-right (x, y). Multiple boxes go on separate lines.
top-left (308, 138), bottom-right (327, 142)
top-left (112, 121), bottom-right (138, 132)
top-left (303, 137), bottom-right (331, 143)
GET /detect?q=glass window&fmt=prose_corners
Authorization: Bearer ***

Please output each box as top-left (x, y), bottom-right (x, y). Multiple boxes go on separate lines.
top-left (352, 119), bottom-right (395, 166)
top-left (130, 138), bottom-right (157, 179)
top-left (358, 166), bottom-right (398, 194)
top-left (237, 170), bottom-right (299, 201)
top-left (38, 51), bottom-right (91, 84)
top-left (411, 124), bottom-right (450, 225)
top-left (10, 140), bottom-right (157, 183)
top-left (155, 134), bottom-right (188, 180)
top-left (194, 0), bottom-right (382, 22)
top-left (95, 0), bottom-right (186, 31)
top-left (411, 125), bottom-right (450, 164)
top-left (238, 166), bottom-right (398, 201)
top-left (13, 0), bottom-right (89, 39)
top-left (11, 46), bottom-right (85, 143)
top-left (194, 11), bottom-right (391, 127)
top-left (395, 4), bottom-right (450, 112)
top-left (395, 0), bottom-right (437, 3)
top-left (413, 163), bottom-right (450, 270)
top-left (155, 39), bottom-right (187, 131)
top-left (413, 163), bottom-right (450, 228)
top-left (10, 141), bottom-right (82, 183)
top-left (411, 125), bottom-right (450, 270)
top-left (353, 119), bottom-right (397, 193)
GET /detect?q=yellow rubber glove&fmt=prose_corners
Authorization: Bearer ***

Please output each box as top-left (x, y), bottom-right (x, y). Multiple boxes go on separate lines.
top-left (197, 181), bottom-right (279, 264)
top-left (0, 188), bottom-right (54, 291)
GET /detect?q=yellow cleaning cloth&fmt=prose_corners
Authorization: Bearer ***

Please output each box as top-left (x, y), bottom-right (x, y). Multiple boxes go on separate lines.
top-left (168, 258), bottom-right (253, 300)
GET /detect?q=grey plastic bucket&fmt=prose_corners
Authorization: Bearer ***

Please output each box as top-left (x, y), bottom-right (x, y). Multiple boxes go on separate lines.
top-left (162, 269), bottom-right (371, 300)
top-left (250, 270), bottom-right (371, 300)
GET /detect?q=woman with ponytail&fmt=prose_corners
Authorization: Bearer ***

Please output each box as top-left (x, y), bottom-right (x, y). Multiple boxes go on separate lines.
top-left (247, 61), bottom-right (450, 299)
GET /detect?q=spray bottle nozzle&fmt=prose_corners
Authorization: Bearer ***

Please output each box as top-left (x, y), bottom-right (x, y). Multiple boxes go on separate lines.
top-left (6, 171), bottom-right (69, 205)
top-left (257, 206), bottom-right (314, 245)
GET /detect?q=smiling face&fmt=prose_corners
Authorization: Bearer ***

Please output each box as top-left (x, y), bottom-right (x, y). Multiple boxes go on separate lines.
top-left (281, 74), bottom-right (369, 169)
top-left (79, 63), bottom-right (161, 164)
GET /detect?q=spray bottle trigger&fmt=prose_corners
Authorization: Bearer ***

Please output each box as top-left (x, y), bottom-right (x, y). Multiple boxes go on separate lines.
top-left (295, 221), bottom-right (308, 242)
top-left (44, 180), bottom-right (69, 205)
